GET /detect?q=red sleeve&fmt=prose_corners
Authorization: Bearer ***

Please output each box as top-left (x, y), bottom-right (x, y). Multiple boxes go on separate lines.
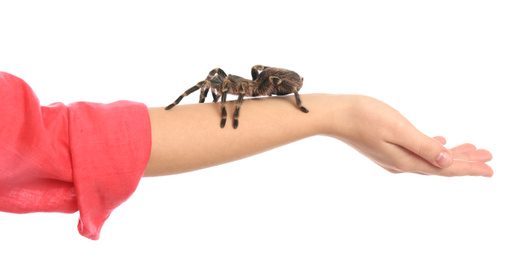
top-left (0, 72), bottom-right (152, 240)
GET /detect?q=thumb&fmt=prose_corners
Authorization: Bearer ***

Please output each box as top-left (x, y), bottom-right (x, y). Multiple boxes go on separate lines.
top-left (434, 147), bottom-right (453, 168)
top-left (398, 130), bottom-right (452, 168)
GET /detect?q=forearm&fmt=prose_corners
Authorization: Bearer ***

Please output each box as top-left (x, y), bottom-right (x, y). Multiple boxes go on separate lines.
top-left (143, 94), bottom-right (339, 177)
top-left (143, 93), bottom-right (493, 178)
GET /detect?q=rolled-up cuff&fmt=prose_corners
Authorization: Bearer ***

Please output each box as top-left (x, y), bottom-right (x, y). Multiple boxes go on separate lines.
top-left (68, 101), bottom-right (151, 240)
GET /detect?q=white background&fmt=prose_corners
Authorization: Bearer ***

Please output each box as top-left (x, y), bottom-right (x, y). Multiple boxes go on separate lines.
top-left (0, 0), bottom-right (515, 259)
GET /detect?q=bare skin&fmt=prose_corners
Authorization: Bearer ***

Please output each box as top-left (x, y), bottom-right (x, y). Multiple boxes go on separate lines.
top-left (143, 94), bottom-right (493, 178)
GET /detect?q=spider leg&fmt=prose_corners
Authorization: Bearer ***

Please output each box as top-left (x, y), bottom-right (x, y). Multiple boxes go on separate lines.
top-left (220, 79), bottom-right (230, 128)
top-left (293, 89), bottom-right (309, 113)
top-left (208, 68), bottom-right (227, 78)
top-left (209, 68), bottom-right (227, 104)
top-left (251, 65), bottom-right (268, 80)
top-left (202, 68), bottom-right (227, 103)
top-left (269, 76), bottom-right (282, 85)
top-left (232, 82), bottom-right (248, 129)
top-left (199, 88), bottom-right (210, 103)
top-left (268, 76), bottom-right (308, 113)
top-left (165, 80), bottom-right (206, 110)
top-left (211, 88), bottom-right (220, 102)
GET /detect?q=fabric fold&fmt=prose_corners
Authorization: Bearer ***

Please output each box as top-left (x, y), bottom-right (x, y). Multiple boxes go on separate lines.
top-left (68, 101), bottom-right (151, 240)
top-left (0, 71), bottom-right (152, 240)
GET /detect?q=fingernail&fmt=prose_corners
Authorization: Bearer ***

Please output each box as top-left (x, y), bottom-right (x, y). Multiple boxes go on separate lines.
top-left (436, 151), bottom-right (452, 168)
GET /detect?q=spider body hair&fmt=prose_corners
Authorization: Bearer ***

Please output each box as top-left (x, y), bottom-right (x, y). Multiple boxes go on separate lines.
top-left (165, 65), bottom-right (308, 129)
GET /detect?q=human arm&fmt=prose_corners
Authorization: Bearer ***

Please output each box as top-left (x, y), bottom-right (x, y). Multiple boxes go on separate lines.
top-left (143, 94), bottom-right (493, 177)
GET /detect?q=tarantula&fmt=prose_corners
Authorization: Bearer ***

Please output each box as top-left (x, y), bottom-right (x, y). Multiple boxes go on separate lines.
top-left (165, 65), bottom-right (308, 129)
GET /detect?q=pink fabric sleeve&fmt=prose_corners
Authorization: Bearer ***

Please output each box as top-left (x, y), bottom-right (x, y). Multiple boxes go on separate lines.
top-left (0, 72), bottom-right (152, 240)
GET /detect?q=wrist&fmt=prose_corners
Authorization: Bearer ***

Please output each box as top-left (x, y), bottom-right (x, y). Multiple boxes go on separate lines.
top-left (317, 94), bottom-right (354, 139)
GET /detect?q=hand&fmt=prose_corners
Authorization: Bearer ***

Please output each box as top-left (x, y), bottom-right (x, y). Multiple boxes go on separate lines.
top-left (326, 95), bottom-right (493, 177)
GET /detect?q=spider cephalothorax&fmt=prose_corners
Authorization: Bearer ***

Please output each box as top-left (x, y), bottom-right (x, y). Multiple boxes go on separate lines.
top-left (165, 65), bottom-right (308, 129)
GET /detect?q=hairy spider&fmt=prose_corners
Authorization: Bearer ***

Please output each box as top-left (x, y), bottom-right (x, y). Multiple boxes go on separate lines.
top-left (165, 65), bottom-right (308, 129)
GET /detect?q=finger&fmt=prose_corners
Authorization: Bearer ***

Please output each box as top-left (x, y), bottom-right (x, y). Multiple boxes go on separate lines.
top-left (395, 128), bottom-right (452, 169)
top-left (413, 159), bottom-right (494, 177)
top-left (433, 136), bottom-right (447, 145)
top-left (470, 149), bottom-right (493, 162)
top-left (441, 160), bottom-right (494, 177)
top-left (450, 143), bottom-right (476, 154)
top-left (452, 149), bottom-right (493, 162)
